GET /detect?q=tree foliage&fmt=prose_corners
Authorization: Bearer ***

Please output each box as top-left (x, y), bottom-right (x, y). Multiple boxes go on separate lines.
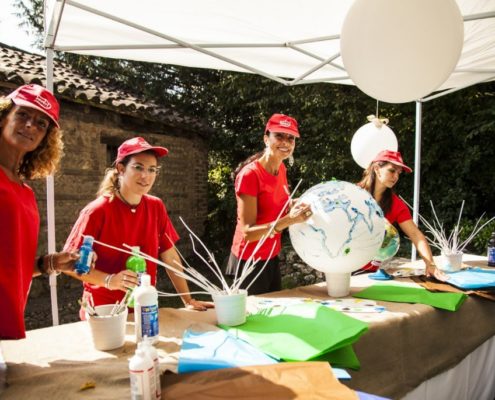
top-left (17, 0), bottom-right (495, 259)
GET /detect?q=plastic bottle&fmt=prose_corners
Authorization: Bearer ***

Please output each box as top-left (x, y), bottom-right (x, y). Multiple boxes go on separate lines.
top-left (74, 235), bottom-right (94, 275)
top-left (138, 337), bottom-right (161, 399)
top-left (129, 347), bottom-right (155, 400)
top-left (487, 232), bottom-right (495, 267)
top-left (126, 246), bottom-right (147, 307)
top-left (134, 273), bottom-right (159, 344)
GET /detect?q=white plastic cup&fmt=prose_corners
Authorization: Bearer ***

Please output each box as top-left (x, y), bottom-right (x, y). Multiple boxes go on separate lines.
top-left (212, 290), bottom-right (247, 326)
top-left (325, 272), bottom-right (351, 297)
top-left (87, 304), bottom-right (128, 351)
top-left (440, 252), bottom-right (463, 272)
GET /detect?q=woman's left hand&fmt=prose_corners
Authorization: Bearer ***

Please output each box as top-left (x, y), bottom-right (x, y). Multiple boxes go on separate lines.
top-left (185, 298), bottom-right (215, 311)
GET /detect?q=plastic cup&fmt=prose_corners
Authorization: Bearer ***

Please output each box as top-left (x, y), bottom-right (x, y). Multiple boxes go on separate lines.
top-left (325, 272), bottom-right (351, 297)
top-left (87, 304), bottom-right (128, 350)
top-left (440, 252), bottom-right (463, 272)
top-left (212, 290), bottom-right (247, 326)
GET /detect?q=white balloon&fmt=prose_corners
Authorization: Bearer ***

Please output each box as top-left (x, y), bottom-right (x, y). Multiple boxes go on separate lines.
top-left (351, 122), bottom-right (398, 169)
top-left (340, 0), bottom-right (464, 103)
top-left (289, 181), bottom-right (385, 274)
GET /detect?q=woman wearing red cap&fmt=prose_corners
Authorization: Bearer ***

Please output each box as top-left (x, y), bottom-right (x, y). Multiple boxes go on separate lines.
top-left (226, 113), bottom-right (312, 295)
top-left (357, 150), bottom-right (443, 279)
top-left (64, 137), bottom-right (213, 313)
top-left (0, 84), bottom-right (79, 340)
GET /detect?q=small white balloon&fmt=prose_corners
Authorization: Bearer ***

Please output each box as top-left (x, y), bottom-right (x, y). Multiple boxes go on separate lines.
top-left (351, 122), bottom-right (398, 169)
top-left (340, 0), bottom-right (464, 103)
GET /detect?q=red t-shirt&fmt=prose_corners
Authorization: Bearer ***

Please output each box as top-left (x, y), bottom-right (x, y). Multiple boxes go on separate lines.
top-left (231, 161), bottom-right (289, 260)
top-left (64, 194), bottom-right (179, 306)
top-left (0, 169), bottom-right (39, 340)
top-left (361, 193), bottom-right (413, 272)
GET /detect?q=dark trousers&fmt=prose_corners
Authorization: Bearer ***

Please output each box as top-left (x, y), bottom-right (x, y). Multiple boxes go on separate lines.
top-left (225, 252), bottom-right (281, 295)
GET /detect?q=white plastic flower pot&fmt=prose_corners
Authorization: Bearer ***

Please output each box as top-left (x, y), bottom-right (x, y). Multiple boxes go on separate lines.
top-left (439, 252), bottom-right (463, 272)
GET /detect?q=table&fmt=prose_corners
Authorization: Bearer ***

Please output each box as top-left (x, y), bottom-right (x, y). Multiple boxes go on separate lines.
top-left (1, 256), bottom-right (494, 399)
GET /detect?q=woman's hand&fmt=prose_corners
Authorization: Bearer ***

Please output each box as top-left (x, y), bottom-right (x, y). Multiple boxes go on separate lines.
top-left (108, 270), bottom-right (138, 292)
top-left (425, 263), bottom-right (448, 281)
top-left (185, 298), bottom-right (215, 311)
top-left (50, 251), bottom-right (80, 272)
top-left (288, 202), bottom-right (313, 224)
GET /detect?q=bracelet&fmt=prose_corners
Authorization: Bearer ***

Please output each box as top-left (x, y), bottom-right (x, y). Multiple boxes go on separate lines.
top-left (273, 224), bottom-right (283, 234)
top-left (104, 274), bottom-right (115, 289)
top-left (47, 254), bottom-right (61, 276)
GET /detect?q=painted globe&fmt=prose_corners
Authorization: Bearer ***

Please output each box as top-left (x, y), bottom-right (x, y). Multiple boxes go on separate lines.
top-left (374, 219), bottom-right (400, 262)
top-left (289, 181), bottom-right (385, 273)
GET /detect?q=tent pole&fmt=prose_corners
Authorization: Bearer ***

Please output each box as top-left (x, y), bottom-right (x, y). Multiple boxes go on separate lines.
top-left (411, 100), bottom-right (423, 261)
top-left (44, 0), bottom-right (59, 326)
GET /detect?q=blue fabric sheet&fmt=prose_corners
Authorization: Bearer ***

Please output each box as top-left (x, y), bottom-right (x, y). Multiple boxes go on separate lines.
top-left (178, 329), bottom-right (278, 373)
top-left (446, 268), bottom-right (495, 290)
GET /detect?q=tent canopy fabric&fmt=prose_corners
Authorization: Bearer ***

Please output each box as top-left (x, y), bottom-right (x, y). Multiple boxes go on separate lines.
top-left (47, 0), bottom-right (495, 96)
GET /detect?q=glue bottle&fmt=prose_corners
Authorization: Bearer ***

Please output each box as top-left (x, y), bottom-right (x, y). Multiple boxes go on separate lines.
top-left (126, 246), bottom-right (147, 307)
top-left (134, 273), bottom-right (159, 344)
top-left (74, 235), bottom-right (94, 275)
top-left (138, 337), bottom-right (161, 399)
top-left (129, 347), bottom-right (155, 400)
top-left (487, 232), bottom-right (495, 267)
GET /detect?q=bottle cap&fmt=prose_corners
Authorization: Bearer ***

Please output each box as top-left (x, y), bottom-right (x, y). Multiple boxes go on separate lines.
top-left (83, 235), bottom-right (94, 245)
top-left (140, 273), bottom-right (151, 287)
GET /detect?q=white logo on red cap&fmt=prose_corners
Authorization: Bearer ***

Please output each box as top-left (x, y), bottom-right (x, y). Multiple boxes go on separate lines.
top-left (34, 95), bottom-right (52, 110)
top-left (279, 120), bottom-right (291, 127)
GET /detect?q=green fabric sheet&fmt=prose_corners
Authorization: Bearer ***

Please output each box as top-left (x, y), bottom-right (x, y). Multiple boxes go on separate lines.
top-left (353, 284), bottom-right (467, 311)
top-left (220, 303), bottom-right (368, 369)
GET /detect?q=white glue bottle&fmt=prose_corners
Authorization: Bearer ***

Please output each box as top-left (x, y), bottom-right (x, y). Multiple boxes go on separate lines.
top-left (139, 337), bottom-right (161, 399)
top-left (134, 273), bottom-right (159, 344)
top-left (129, 347), bottom-right (155, 400)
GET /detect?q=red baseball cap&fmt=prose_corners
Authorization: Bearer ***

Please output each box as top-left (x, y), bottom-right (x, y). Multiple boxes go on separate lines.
top-left (265, 113), bottom-right (300, 138)
top-left (372, 150), bottom-right (412, 173)
top-left (115, 137), bottom-right (168, 163)
top-left (7, 84), bottom-right (60, 128)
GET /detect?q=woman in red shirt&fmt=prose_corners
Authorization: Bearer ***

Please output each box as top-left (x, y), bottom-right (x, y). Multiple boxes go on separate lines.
top-left (357, 150), bottom-right (443, 279)
top-left (0, 85), bottom-right (79, 340)
top-left (64, 137), bottom-right (213, 314)
top-left (227, 114), bottom-right (312, 295)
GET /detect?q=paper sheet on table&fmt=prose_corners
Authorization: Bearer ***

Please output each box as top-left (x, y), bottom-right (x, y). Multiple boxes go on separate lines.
top-left (221, 303), bottom-right (368, 369)
top-left (353, 284), bottom-right (467, 311)
top-left (255, 297), bottom-right (385, 313)
top-left (445, 268), bottom-right (495, 290)
top-left (163, 361), bottom-right (359, 400)
top-left (177, 329), bottom-right (277, 373)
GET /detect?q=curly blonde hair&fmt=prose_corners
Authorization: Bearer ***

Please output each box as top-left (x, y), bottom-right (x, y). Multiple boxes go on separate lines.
top-left (0, 98), bottom-right (64, 180)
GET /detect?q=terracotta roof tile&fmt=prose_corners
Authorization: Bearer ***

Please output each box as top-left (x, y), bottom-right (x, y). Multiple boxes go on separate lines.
top-left (0, 43), bottom-right (211, 135)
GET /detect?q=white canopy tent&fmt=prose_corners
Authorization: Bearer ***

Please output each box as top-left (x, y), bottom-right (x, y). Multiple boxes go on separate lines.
top-left (42, 0), bottom-right (495, 324)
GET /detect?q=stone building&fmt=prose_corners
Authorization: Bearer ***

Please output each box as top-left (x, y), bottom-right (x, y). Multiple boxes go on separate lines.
top-left (0, 43), bottom-right (211, 256)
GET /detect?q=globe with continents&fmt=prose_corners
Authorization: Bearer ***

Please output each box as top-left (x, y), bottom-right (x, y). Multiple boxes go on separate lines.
top-left (289, 181), bottom-right (385, 274)
top-left (374, 219), bottom-right (400, 263)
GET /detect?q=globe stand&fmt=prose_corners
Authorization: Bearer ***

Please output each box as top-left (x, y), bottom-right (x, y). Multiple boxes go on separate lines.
top-left (325, 272), bottom-right (351, 297)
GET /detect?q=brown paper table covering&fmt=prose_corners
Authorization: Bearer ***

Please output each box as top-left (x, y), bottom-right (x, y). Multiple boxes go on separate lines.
top-left (1, 255), bottom-right (494, 399)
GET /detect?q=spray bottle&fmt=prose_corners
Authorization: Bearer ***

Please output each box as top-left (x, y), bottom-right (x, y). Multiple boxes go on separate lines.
top-left (129, 347), bottom-right (155, 400)
top-left (138, 337), bottom-right (161, 399)
top-left (74, 235), bottom-right (94, 275)
top-left (134, 273), bottom-right (159, 344)
top-left (126, 246), bottom-right (147, 307)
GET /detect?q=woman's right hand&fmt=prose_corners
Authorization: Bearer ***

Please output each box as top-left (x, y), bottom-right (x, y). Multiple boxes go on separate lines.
top-left (107, 270), bottom-right (139, 292)
top-left (288, 202), bottom-right (313, 224)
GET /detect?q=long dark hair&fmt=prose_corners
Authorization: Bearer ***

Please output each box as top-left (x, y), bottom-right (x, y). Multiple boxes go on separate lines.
top-left (358, 161), bottom-right (393, 215)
